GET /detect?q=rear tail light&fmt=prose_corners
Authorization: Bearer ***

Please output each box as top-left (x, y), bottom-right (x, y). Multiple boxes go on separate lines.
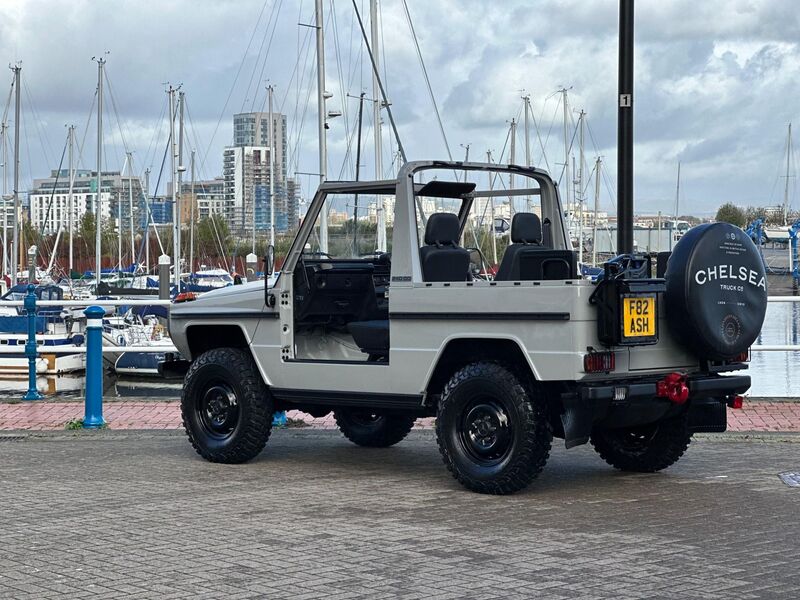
top-left (584, 351), bottom-right (615, 373)
top-left (728, 395), bottom-right (744, 409)
top-left (733, 350), bottom-right (750, 363)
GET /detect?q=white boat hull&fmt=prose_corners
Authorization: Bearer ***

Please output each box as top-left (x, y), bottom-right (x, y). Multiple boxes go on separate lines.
top-left (0, 352), bottom-right (85, 375)
top-left (765, 227), bottom-right (791, 242)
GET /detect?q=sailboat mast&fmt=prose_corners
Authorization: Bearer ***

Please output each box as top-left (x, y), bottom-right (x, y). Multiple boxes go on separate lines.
top-left (67, 125), bottom-right (75, 274)
top-left (353, 92), bottom-right (365, 254)
top-left (315, 0), bottom-right (328, 253)
top-left (523, 95), bottom-right (531, 168)
top-left (577, 110), bottom-right (585, 264)
top-left (94, 57), bottom-right (104, 288)
top-left (118, 154), bottom-right (125, 271)
top-left (144, 167), bottom-right (150, 274)
top-left (592, 156), bottom-right (601, 266)
top-left (487, 150), bottom-right (497, 266)
top-left (11, 64), bottom-right (21, 287)
top-left (509, 118), bottom-right (516, 215)
top-left (168, 86), bottom-right (178, 287)
top-left (127, 151), bottom-right (134, 269)
top-left (674, 161), bottom-right (681, 222)
top-left (177, 90), bottom-right (185, 284)
top-left (561, 88), bottom-right (570, 210)
top-left (784, 123), bottom-right (792, 226)
top-left (189, 150), bottom-right (195, 275)
top-left (371, 0), bottom-right (386, 252)
top-left (1, 120), bottom-right (6, 277)
top-left (268, 84), bottom-right (275, 248)
top-left (523, 94), bottom-right (532, 211)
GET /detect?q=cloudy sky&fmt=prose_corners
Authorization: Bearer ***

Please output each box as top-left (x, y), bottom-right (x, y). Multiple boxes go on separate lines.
top-left (0, 0), bottom-right (798, 217)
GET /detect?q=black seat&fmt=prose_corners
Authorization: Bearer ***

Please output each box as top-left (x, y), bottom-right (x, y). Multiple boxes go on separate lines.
top-left (419, 213), bottom-right (471, 282)
top-left (348, 320), bottom-right (389, 359)
top-left (495, 213), bottom-right (577, 281)
top-left (495, 213), bottom-right (546, 280)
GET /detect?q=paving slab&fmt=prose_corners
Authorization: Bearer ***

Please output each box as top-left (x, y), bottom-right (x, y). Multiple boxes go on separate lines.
top-left (0, 430), bottom-right (798, 599)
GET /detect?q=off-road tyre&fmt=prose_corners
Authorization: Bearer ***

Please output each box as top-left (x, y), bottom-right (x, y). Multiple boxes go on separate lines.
top-left (333, 410), bottom-right (416, 447)
top-left (181, 347), bottom-right (273, 463)
top-left (436, 361), bottom-right (552, 495)
top-left (590, 413), bottom-right (692, 472)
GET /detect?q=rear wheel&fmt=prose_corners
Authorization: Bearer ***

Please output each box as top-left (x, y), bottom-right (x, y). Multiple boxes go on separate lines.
top-left (334, 409), bottom-right (416, 447)
top-left (181, 348), bottom-right (273, 463)
top-left (590, 413), bottom-right (692, 472)
top-left (436, 362), bottom-right (552, 495)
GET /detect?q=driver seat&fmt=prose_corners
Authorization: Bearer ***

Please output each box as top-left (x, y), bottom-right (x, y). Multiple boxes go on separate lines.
top-left (347, 320), bottom-right (389, 360)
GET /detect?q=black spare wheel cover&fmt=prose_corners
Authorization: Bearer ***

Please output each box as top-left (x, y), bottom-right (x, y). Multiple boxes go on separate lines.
top-left (665, 223), bottom-right (767, 360)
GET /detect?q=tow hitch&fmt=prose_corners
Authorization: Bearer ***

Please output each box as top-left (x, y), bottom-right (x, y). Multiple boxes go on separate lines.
top-left (656, 373), bottom-right (689, 404)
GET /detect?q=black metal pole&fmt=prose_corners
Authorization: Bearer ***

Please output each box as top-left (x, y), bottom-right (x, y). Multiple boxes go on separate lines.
top-left (617, 0), bottom-right (634, 255)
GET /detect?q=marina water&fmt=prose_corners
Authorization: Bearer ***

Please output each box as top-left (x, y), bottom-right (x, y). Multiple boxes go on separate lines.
top-left (0, 302), bottom-right (796, 399)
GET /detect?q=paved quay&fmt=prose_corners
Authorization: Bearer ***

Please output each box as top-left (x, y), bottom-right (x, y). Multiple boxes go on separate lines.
top-left (0, 430), bottom-right (798, 599)
top-left (2, 398), bottom-right (800, 432)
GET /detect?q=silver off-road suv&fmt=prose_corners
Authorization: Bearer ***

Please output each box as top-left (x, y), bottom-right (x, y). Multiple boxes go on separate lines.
top-left (168, 161), bottom-right (766, 494)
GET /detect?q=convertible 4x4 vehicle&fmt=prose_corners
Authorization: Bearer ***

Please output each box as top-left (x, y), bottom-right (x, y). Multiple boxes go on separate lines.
top-left (168, 160), bottom-right (767, 494)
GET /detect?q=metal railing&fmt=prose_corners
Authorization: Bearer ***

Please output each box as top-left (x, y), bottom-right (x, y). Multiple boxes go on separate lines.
top-left (751, 296), bottom-right (800, 352)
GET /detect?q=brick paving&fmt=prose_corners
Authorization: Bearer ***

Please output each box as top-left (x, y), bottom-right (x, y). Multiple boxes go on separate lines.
top-left (1, 398), bottom-right (799, 432)
top-left (0, 430), bottom-right (798, 599)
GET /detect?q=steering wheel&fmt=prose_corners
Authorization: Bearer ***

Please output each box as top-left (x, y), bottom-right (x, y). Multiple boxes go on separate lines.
top-left (467, 247), bottom-right (493, 281)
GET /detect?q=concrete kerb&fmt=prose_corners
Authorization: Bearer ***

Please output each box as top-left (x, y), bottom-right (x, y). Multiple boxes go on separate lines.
top-left (2, 428), bottom-right (800, 444)
top-left (1, 395), bottom-right (798, 405)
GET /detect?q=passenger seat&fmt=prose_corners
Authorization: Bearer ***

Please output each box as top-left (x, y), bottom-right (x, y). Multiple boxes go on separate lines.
top-left (495, 213), bottom-right (576, 281)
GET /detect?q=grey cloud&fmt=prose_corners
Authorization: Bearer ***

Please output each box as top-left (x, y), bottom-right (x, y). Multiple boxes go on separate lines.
top-left (0, 0), bottom-right (798, 215)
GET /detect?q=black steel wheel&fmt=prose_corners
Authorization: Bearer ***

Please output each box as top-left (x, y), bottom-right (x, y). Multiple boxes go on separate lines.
top-left (436, 362), bottom-right (552, 495)
top-left (181, 347), bottom-right (273, 463)
top-left (459, 400), bottom-right (514, 465)
top-left (333, 409), bottom-right (416, 447)
top-left (197, 382), bottom-right (240, 440)
top-left (590, 413), bottom-right (692, 472)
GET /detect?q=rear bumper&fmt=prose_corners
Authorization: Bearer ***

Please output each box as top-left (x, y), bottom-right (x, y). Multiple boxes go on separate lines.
top-left (561, 374), bottom-right (750, 449)
top-left (579, 374), bottom-right (750, 402)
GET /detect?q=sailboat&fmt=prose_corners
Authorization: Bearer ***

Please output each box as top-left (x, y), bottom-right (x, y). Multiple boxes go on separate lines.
top-left (765, 123), bottom-right (795, 243)
top-left (0, 283), bottom-right (86, 374)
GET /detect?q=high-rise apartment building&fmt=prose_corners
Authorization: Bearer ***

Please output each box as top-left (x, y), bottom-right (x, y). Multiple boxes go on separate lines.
top-left (224, 111), bottom-right (298, 235)
top-left (223, 146), bottom-right (271, 233)
top-left (233, 112), bottom-right (287, 181)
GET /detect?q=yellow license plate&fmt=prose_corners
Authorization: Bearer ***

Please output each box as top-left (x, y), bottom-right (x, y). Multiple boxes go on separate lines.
top-left (622, 296), bottom-right (656, 338)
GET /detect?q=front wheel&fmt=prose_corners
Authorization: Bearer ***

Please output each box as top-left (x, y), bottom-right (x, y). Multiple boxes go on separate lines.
top-left (590, 413), bottom-right (692, 472)
top-left (333, 409), bottom-right (416, 447)
top-left (181, 347), bottom-right (273, 463)
top-left (436, 362), bottom-right (552, 495)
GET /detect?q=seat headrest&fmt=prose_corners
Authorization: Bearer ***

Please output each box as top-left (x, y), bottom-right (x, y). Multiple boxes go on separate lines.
top-left (424, 213), bottom-right (461, 246)
top-left (511, 213), bottom-right (543, 244)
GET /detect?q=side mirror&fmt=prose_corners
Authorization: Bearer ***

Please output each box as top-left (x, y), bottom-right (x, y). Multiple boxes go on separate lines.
top-left (265, 245), bottom-right (275, 277)
top-left (264, 245), bottom-right (276, 307)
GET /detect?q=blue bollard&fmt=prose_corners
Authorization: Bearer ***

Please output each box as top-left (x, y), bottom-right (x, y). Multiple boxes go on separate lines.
top-left (83, 305), bottom-right (106, 429)
top-left (23, 284), bottom-right (42, 401)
